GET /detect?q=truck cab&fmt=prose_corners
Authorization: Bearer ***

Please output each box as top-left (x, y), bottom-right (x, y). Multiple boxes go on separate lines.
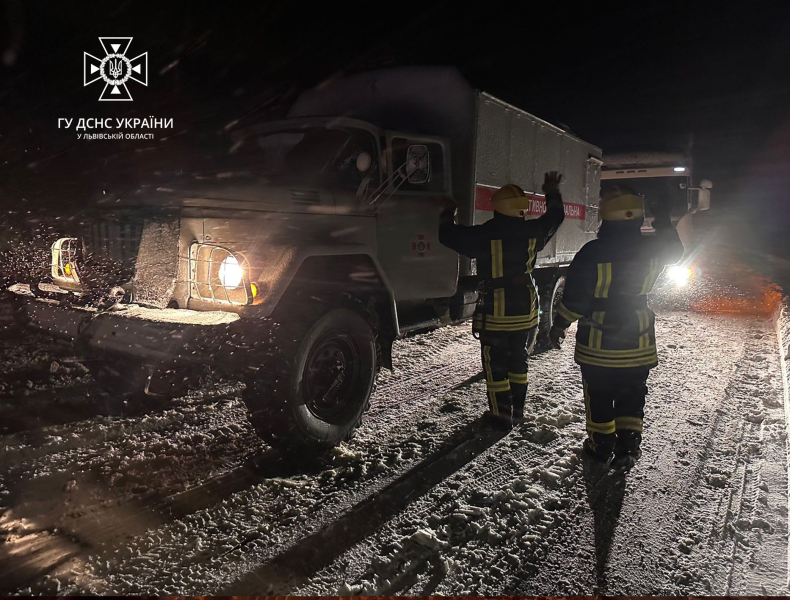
top-left (601, 151), bottom-right (711, 236)
top-left (601, 150), bottom-right (712, 289)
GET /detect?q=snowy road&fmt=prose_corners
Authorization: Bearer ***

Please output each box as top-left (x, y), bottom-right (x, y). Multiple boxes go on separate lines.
top-left (0, 298), bottom-right (787, 594)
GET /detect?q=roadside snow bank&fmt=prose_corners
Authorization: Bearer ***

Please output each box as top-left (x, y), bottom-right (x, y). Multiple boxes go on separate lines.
top-left (776, 302), bottom-right (790, 424)
top-left (774, 298), bottom-right (790, 589)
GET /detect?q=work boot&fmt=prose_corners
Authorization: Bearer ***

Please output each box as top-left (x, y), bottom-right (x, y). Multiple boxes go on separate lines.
top-left (614, 430), bottom-right (642, 460)
top-left (482, 411), bottom-right (513, 431)
top-left (511, 387), bottom-right (527, 423)
top-left (582, 438), bottom-right (613, 463)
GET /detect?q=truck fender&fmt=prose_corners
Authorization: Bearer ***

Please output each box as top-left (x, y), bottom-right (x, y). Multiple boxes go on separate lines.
top-left (261, 244), bottom-right (400, 339)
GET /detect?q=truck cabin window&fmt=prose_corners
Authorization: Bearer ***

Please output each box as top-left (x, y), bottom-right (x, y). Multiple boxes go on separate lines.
top-left (228, 127), bottom-right (378, 187)
top-left (618, 175), bottom-right (690, 220)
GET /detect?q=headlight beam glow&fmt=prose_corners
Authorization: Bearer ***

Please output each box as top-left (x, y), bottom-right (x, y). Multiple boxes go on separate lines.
top-left (667, 265), bottom-right (692, 287)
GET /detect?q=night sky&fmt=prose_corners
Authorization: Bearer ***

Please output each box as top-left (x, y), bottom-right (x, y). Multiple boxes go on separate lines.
top-left (0, 1), bottom-right (788, 243)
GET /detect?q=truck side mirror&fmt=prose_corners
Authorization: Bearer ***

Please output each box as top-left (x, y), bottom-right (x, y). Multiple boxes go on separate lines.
top-left (699, 179), bottom-right (713, 189)
top-left (406, 145), bottom-right (430, 184)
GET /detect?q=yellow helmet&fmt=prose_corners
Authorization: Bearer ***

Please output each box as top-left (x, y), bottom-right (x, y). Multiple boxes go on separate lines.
top-left (492, 184), bottom-right (532, 217)
top-left (600, 185), bottom-right (644, 221)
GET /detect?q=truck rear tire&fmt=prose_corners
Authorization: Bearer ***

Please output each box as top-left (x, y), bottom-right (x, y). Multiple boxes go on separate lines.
top-left (537, 274), bottom-right (566, 348)
top-left (243, 307), bottom-right (376, 452)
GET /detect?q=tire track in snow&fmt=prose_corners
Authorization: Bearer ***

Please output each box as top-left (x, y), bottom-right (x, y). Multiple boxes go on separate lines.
top-left (224, 420), bottom-right (512, 594)
top-left (290, 340), bottom-right (586, 595)
top-left (676, 325), bottom-right (788, 595)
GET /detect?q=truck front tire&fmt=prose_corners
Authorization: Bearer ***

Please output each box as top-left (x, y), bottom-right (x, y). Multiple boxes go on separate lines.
top-left (244, 307), bottom-right (376, 451)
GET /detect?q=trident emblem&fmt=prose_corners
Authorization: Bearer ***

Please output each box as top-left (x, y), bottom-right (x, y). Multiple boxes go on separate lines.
top-left (84, 37), bottom-right (148, 101)
top-left (108, 58), bottom-right (123, 80)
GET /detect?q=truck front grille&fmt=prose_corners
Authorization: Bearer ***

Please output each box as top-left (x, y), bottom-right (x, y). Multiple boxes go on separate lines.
top-left (82, 221), bottom-right (143, 264)
top-left (79, 220), bottom-right (144, 286)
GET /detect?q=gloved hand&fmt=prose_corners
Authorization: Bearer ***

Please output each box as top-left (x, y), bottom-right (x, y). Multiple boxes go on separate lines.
top-left (549, 325), bottom-right (566, 349)
top-left (542, 171), bottom-right (563, 195)
top-left (438, 196), bottom-right (458, 224)
top-left (439, 196), bottom-right (457, 211)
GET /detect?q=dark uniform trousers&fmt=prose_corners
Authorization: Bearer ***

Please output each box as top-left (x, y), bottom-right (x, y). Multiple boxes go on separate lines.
top-left (581, 365), bottom-right (648, 455)
top-left (479, 327), bottom-right (537, 420)
top-left (438, 191), bottom-right (565, 422)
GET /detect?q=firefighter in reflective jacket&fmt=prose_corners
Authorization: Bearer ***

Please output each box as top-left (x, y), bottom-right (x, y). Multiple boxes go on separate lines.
top-left (439, 173), bottom-right (565, 427)
top-left (549, 185), bottom-right (684, 464)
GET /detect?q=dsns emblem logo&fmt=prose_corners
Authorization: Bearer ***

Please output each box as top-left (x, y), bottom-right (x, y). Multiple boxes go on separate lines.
top-left (83, 37), bottom-right (148, 101)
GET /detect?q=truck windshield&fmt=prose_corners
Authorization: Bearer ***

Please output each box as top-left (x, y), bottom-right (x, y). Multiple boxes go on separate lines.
top-left (228, 127), bottom-right (376, 186)
top-left (606, 175), bottom-right (689, 220)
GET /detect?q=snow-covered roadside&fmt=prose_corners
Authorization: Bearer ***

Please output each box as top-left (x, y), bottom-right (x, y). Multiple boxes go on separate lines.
top-left (775, 301), bottom-right (790, 434)
top-left (774, 299), bottom-right (790, 589)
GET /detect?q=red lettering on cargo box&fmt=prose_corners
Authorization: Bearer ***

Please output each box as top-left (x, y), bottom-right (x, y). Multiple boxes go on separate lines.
top-left (474, 185), bottom-right (586, 220)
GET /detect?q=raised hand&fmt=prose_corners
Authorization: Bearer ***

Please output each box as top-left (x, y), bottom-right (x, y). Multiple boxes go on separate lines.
top-left (542, 171), bottom-right (563, 195)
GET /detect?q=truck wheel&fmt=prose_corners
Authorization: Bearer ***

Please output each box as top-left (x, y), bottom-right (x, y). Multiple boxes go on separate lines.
top-left (537, 275), bottom-right (566, 348)
top-left (244, 307), bottom-right (376, 451)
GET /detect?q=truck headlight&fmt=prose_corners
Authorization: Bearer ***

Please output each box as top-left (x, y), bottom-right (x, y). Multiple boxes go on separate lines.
top-left (667, 265), bottom-right (692, 287)
top-left (51, 237), bottom-right (81, 284)
top-left (189, 243), bottom-right (252, 305)
top-left (219, 256), bottom-right (243, 290)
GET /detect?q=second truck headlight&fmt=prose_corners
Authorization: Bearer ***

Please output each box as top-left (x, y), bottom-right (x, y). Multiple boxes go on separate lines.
top-left (667, 265), bottom-right (692, 287)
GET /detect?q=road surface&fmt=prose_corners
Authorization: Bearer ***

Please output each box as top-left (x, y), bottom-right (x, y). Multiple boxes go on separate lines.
top-left (0, 290), bottom-right (787, 595)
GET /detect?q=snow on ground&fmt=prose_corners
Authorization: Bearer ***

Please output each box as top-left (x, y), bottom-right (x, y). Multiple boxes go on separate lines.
top-left (0, 292), bottom-right (788, 594)
top-left (0, 321), bottom-right (483, 594)
top-left (287, 311), bottom-right (788, 596)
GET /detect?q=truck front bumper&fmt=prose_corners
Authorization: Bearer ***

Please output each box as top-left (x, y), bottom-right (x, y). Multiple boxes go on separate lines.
top-left (9, 288), bottom-right (256, 372)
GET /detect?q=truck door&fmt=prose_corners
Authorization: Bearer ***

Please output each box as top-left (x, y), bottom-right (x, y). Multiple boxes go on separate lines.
top-left (585, 157), bottom-right (603, 234)
top-left (374, 133), bottom-right (458, 301)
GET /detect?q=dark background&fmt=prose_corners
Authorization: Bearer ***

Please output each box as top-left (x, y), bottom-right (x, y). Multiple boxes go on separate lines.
top-left (0, 0), bottom-right (788, 251)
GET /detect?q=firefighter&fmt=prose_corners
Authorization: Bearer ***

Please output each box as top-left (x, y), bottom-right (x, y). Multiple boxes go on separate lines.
top-left (439, 173), bottom-right (565, 428)
top-left (549, 185), bottom-right (684, 465)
